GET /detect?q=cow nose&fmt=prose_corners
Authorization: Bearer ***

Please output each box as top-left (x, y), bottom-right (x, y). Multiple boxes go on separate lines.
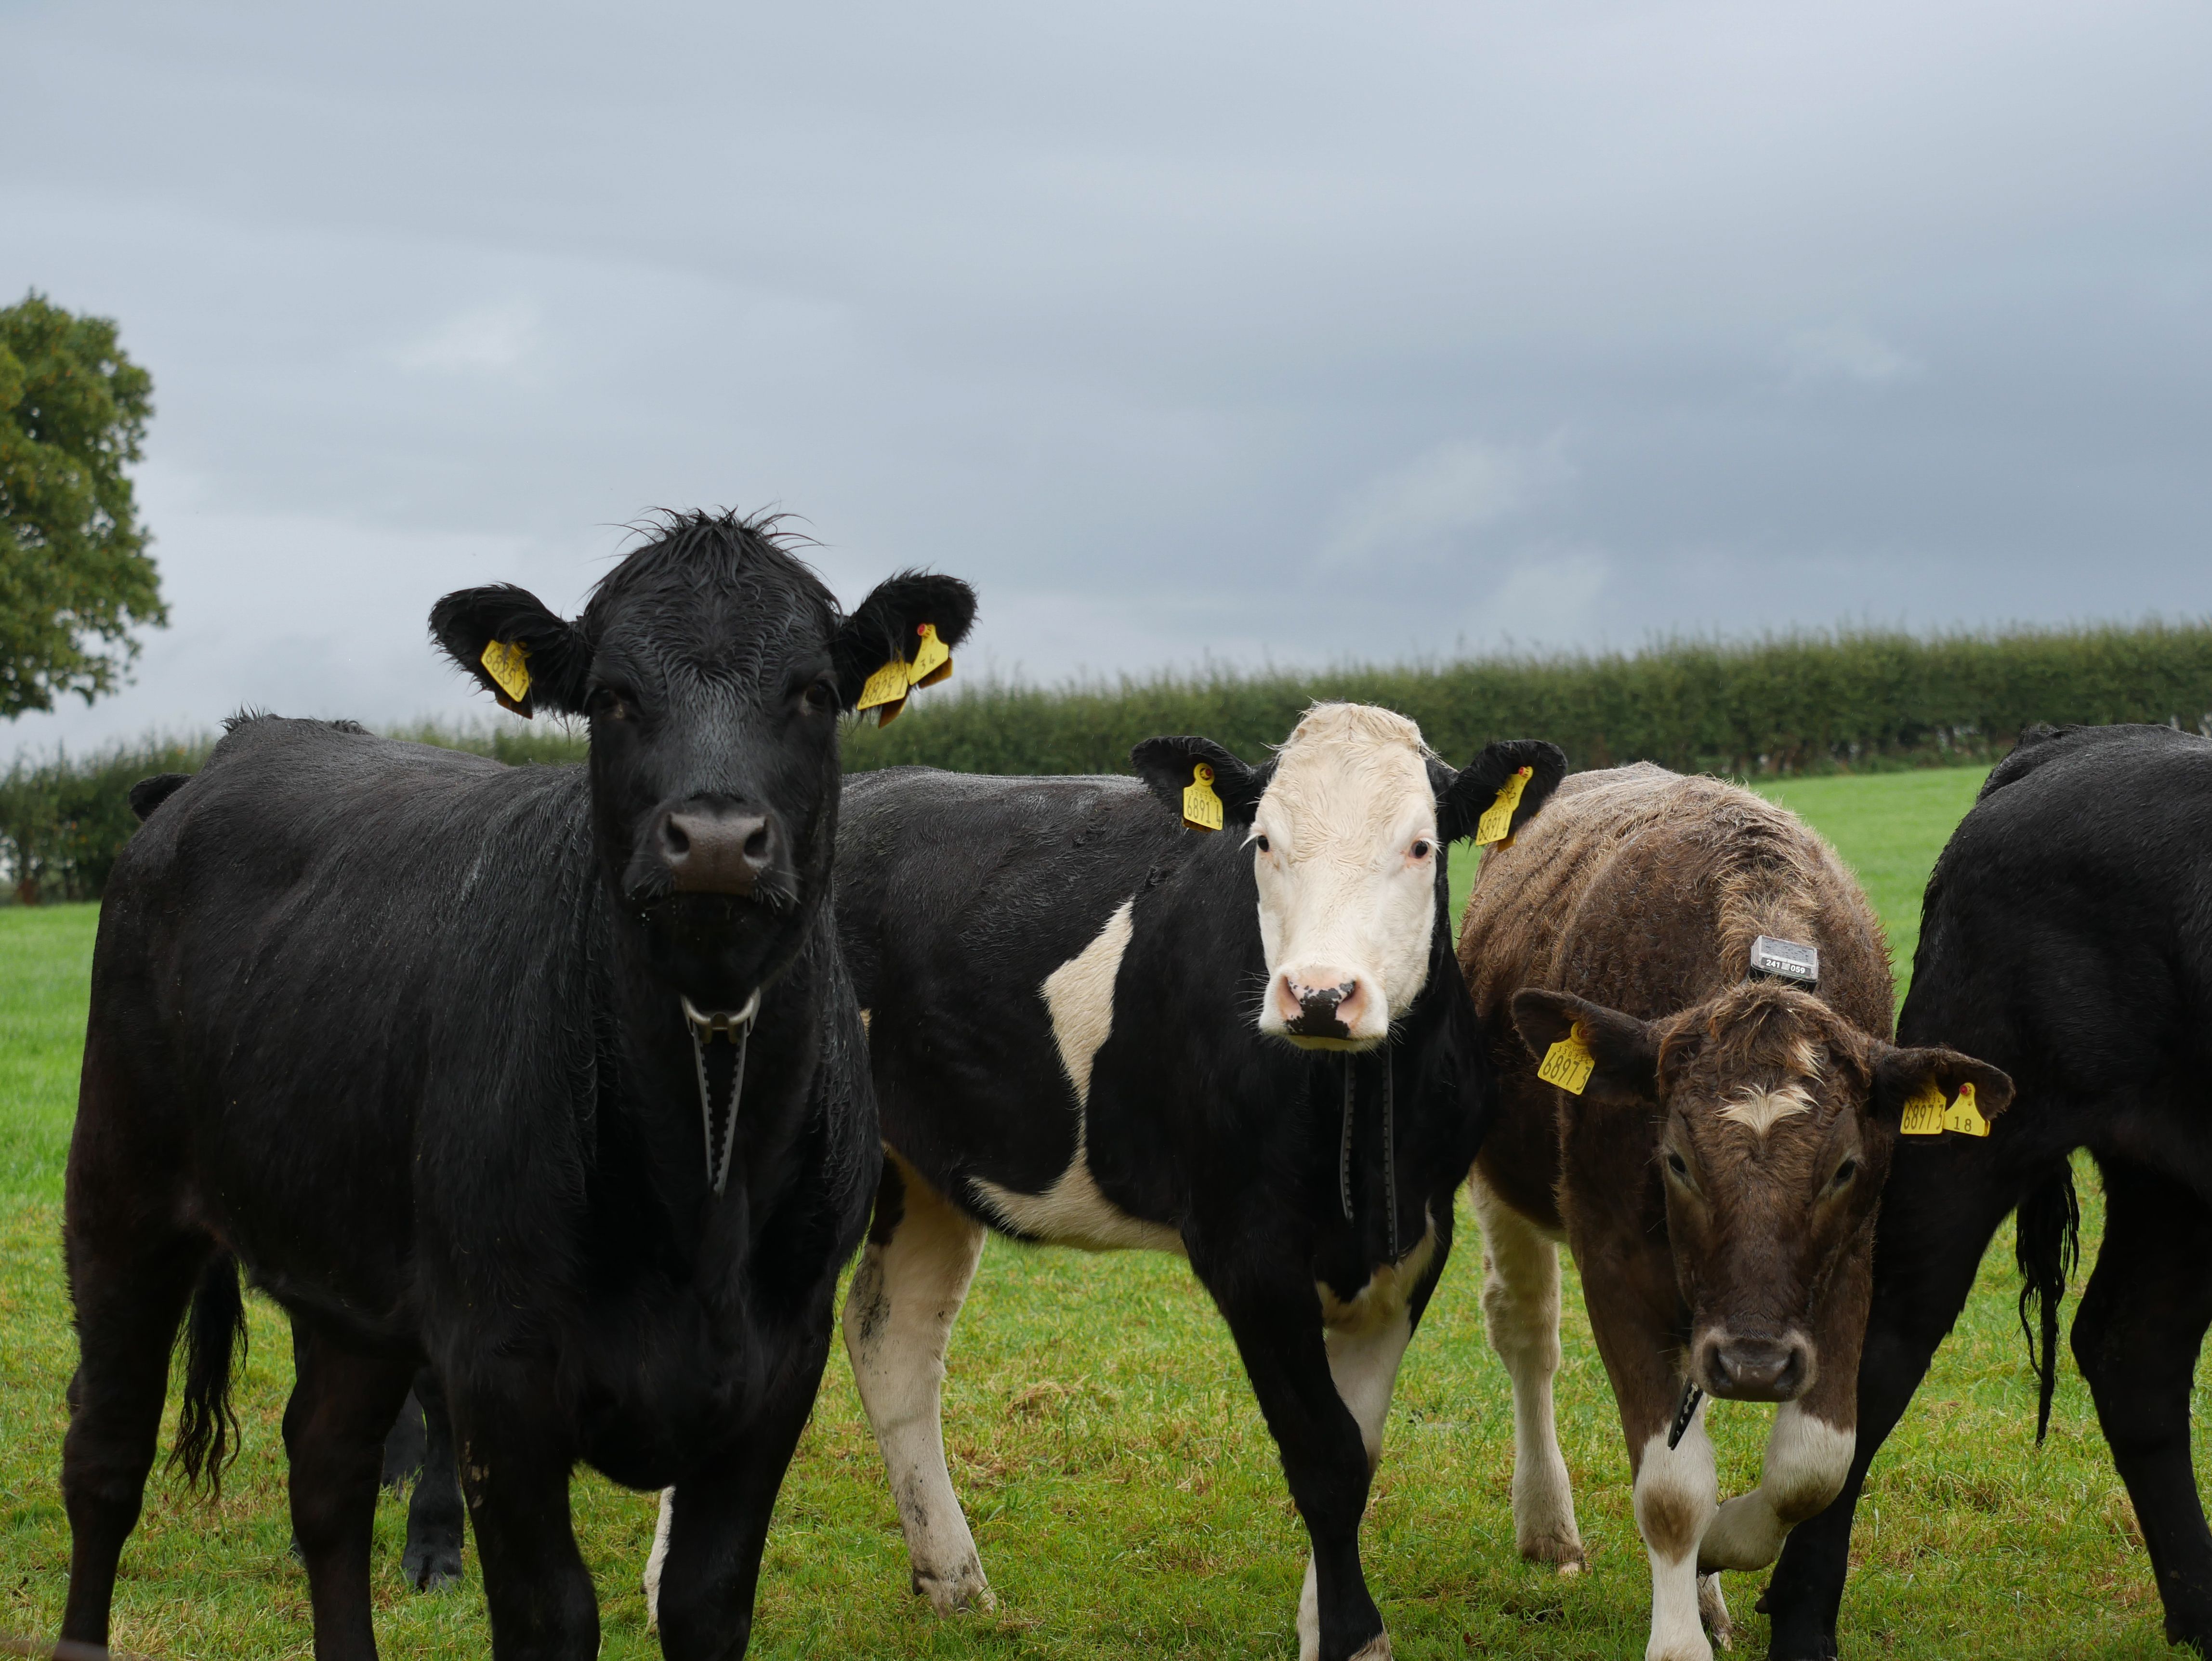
top-left (659, 807), bottom-right (775, 896)
top-left (1281, 975), bottom-right (1362, 1040)
top-left (1704, 1336), bottom-right (1805, 1402)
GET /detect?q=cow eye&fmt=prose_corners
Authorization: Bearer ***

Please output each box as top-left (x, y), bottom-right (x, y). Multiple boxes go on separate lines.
top-left (1409, 839), bottom-right (1434, 861)
top-left (590, 685), bottom-right (632, 722)
top-left (1253, 835), bottom-right (1271, 854)
top-left (1666, 1150), bottom-right (1689, 1179)
top-left (802, 675), bottom-right (838, 714)
top-left (1830, 1158), bottom-right (1858, 1190)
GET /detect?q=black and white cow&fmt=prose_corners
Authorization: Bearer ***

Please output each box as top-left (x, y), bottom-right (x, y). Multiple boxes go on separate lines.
top-left (1764, 722), bottom-right (2212, 1657)
top-left (60, 513), bottom-right (973, 1660)
top-left (796, 705), bottom-right (1563, 1660)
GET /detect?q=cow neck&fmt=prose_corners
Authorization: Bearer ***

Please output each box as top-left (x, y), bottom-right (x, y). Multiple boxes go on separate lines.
top-left (1338, 1044), bottom-right (1401, 1264)
top-left (683, 992), bottom-right (760, 1197)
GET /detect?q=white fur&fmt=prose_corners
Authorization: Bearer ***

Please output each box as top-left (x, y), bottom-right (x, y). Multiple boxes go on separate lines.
top-left (1635, 1412), bottom-right (1720, 1661)
top-left (1469, 1171), bottom-right (1584, 1569)
top-left (842, 1154), bottom-right (994, 1614)
top-left (1700, 1403), bottom-right (1856, 1572)
top-left (644, 1486), bottom-right (672, 1630)
top-left (1715, 1085), bottom-right (1815, 1138)
top-left (1251, 705), bottom-right (1440, 1050)
top-left (968, 899), bottom-right (1185, 1252)
top-left (1293, 1222), bottom-right (1433, 1659)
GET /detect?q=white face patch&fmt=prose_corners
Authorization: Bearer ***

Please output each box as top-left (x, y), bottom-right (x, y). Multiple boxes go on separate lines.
top-left (1715, 1085), bottom-right (1816, 1138)
top-left (1250, 704), bottom-right (1440, 1050)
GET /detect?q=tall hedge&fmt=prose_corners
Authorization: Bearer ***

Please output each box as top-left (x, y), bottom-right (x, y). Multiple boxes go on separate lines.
top-left (6, 619), bottom-right (2210, 901)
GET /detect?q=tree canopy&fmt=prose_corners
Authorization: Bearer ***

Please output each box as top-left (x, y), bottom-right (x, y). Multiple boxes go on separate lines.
top-left (0, 292), bottom-right (165, 719)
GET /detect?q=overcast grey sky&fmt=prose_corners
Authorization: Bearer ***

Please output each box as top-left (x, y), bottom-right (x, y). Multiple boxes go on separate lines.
top-left (5, 0), bottom-right (2208, 754)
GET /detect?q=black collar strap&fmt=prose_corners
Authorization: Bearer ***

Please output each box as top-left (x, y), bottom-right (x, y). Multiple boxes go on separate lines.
top-left (683, 990), bottom-right (760, 1197)
top-left (1340, 1047), bottom-right (1401, 1263)
top-left (1668, 1378), bottom-right (1705, 1450)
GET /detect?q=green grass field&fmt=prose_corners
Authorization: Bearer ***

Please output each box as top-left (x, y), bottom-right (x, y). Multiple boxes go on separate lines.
top-left (1, 765), bottom-right (2197, 1658)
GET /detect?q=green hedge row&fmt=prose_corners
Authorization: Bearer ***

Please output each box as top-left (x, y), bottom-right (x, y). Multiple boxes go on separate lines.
top-left (7, 620), bottom-right (2210, 901)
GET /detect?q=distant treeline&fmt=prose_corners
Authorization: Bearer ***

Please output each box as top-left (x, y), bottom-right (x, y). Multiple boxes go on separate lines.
top-left (7, 620), bottom-right (2211, 902)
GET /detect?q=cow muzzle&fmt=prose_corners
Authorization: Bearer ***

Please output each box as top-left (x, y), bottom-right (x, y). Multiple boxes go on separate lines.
top-left (1694, 1330), bottom-right (1815, 1402)
top-left (1272, 969), bottom-right (1380, 1047)
top-left (654, 804), bottom-right (780, 898)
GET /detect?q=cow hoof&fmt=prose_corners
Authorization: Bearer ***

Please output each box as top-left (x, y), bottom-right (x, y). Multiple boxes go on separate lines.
top-left (1699, 1573), bottom-right (1732, 1648)
top-left (1348, 1635), bottom-right (1394, 1660)
top-left (911, 1561), bottom-right (993, 1615)
top-left (1520, 1537), bottom-right (1586, 1575)
top-left (405, 1539), bottom-right (464, 1593)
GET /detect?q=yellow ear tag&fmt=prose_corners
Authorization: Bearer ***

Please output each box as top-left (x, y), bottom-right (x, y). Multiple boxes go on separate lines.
top-left (908, 622), bottom-right (952, 688)
top-left (856, 654), bottom-right (911, 725)
top-left (481, 639), bottom-right (532, 705)
top-left (1475, 766), bottom-right (1534, 846)
top-left (1942, 1080), bottom-right (1990, 1137)
top-left (1898, 1081), bottom-right (1946, 1136)
top-left (1537, 1023), bottom-right (1595, 1094)
top-left (1183, 763), bottom-right (1225, 832)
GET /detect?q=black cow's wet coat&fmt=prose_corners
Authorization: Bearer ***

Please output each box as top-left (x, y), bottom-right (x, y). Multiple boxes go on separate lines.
top-left (1764, 722), bottom-right (2212, 1658)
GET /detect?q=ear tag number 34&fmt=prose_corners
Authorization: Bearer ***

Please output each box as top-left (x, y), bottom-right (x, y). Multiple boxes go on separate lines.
top-left (1538, 1023), bottom-right (1595, 1094)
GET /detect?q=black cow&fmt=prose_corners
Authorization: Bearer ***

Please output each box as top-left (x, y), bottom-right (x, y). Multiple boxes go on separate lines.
top-left (59, 512), bottom-right (974, 1660)
top-left (1764, 722), bottom-right (2212, 1657)
top-left (741, 704), bottom-right (1565, 1661)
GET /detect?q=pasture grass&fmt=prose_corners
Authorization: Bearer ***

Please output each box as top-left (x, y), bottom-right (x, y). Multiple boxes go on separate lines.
top-left (1, 765), bottom-right (2199, 1658)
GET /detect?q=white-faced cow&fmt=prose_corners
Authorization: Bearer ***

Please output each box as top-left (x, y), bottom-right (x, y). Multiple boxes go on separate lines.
top-left (1457, 765), bottom-right (2012, 1661)
top-left (1765, 723), bottom-right (2212, 1658)
top-left (58, 513), bottom-right (973, 1660)
top-left (753, 704), bottom-right (1565, 1661)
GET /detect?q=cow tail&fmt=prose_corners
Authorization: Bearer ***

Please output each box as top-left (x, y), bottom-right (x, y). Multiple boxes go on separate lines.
top-left (170, 1250), bottom-right (250, 1494)
top-left (2014, 1162), bottom-right (2081, 1446)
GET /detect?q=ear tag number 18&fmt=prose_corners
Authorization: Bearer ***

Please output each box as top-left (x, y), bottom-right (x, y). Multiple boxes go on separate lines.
top-left (1538, 1023), bottom-right (1595, 1094)
top-left (1900, 1080), bottom-right (1989, 1137)
top-left (1183, 763), bottom-right (1224, 832)
top-left (1475, 766), bottom-right (1534, 847)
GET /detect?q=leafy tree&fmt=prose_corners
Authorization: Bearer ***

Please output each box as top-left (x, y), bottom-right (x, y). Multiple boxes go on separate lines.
top-left (0, 292), bottom-right (165, 719)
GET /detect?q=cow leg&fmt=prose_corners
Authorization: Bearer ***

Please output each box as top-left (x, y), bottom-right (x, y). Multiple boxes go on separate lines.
top-left (1700, 1401), bottom-right (1856, 1575)
top-left (2070, 1159), bottom-right (2212, 1652)
top-left (654, 1315), bottom-right (839, 1661)
top-left (1294, 1262), bottom-right (1423, 1651)
top-left (840, 1152), bottom-right (992, 1614)
top-left (57, 1233), bottom-right (207, 1648)
top-left (1201, 1256), bottom-right (1388, 1661)
top-left (1469, 1171), bottom-right (1583, 1570)
top-left (285, 1325), bottom-right (419, 1661)
top-left (450, 1385), bottom-right (598, 1661)
top-left (1762, 1153), bottom-right (2023, 1660)
top-left (1629, 1391), bottom-right (1720, 1661)
top-left (382, 1385), bottom-right (427, 1489)
top-left (402, 1367), bottom-right (466, 1592)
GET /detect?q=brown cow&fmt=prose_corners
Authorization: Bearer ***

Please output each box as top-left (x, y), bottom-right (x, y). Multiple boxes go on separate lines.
top-left (1456, 764), bottom-right (2011, 1661)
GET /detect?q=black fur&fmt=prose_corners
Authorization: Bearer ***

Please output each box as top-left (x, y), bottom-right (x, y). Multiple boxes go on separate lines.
top-left (58, 511), bottom-right (975, 1661)
top-left (1765, 722), bottom-right (2212, 1658)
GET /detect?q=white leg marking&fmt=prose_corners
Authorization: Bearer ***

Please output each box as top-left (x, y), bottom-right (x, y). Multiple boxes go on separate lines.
top-left (843, 1154), bottom-right (994, 1615)
top-left (1470, 1171), bottom-right (1584, 1570)
top-left (1698, 1572), bottom-right (1732, 1650)
top-left (643, 1486), bottom-right (673, 1631)
top-left (970, 899), bottom-right (1185, 1252)
top-left (1699, 1403), bottom-right (1856, 1573)
top-left (1295, 1223), bottom-right (1433, 1661)
top-left (1636, 1411), bottom-right (1719, 1661)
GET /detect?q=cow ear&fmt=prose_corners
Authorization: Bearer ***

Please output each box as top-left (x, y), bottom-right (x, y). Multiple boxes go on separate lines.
top-left (1867, 1044), bottom-right (2016, 1129)
top-left (430, 585), bottom-right (591, 719)
top-left (1130, 737), bottom-right (1267, 830)
top-left (832, 572), bottom-right (979, 715)
top-left (1511, 989), bottom-right (1659, 1106)
top-left (1436, 739), bottom-right (1569, 846)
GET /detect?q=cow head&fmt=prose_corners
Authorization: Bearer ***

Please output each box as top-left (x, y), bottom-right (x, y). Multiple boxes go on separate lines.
top-left (432, 512), bottom-right (974, 1010)
top-left (1513, 981), bottom-right (2013, 1401)
top-left (1135, 704), bottom-right (1565, 1049)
